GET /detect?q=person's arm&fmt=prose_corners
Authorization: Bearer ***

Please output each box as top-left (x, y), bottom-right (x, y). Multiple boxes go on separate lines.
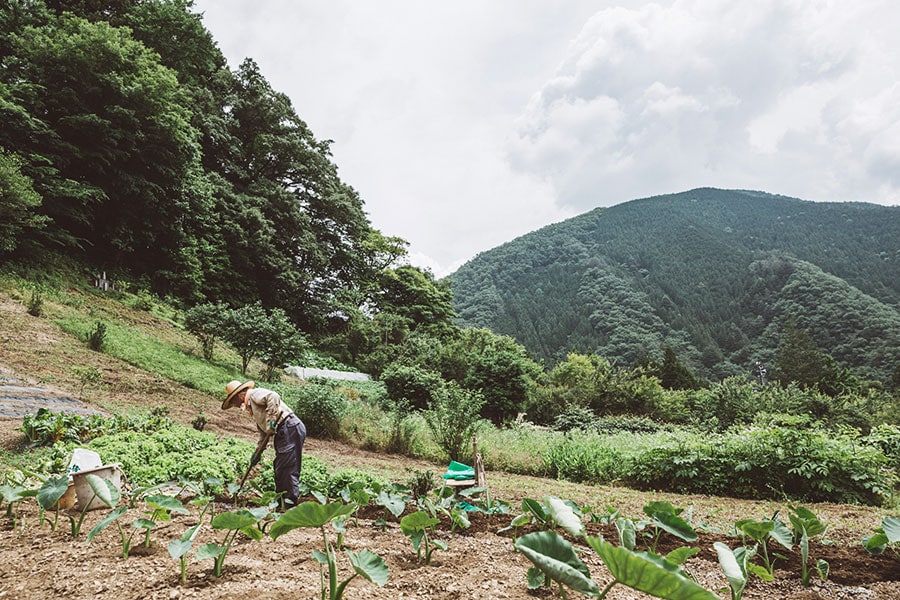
top-left (251, 431), bottom-right (270, 466)
top-left (263, 390), bottom-right (283, 432)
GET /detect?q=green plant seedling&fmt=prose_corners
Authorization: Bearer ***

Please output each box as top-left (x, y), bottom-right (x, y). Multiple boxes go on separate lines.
top-left (734, 515), bottom-right (792, 579)
top-left (139, 494), bottom-right (190, 547)
top-left (168, 524), bottom-right (201, 585)
top-left (0, 484), bottom-right (27, 528)
top-left (522, 495), bottom-right (585, 537)
top-left (400, 510), bottom-right (447, 565)
top-left (69, 474), bottom-right (120, 537)
top-left (862, 516), bottom-right (900, 557)
top-left (373, 484), bottom-right (408, 520)
top-left (616, 517), bottom-right (637, 550)
top-left (515, 530), bottom-right (597, 597)
top-left (196, 509), bottom-right (266, 577)
top-left (714, 541), bottom-right (751, 600)
top-left (270, 501), bottom-right (388, 600)
top-left (498, 512), bottom-right (532, 542)
top-left (36, 475), bottom-right (70, 531)
top-left (641, 501), bottom-right (698, 553)
top-left (586, 536), bottom-right (718, 600)
top-left (787, 505), bottom-right (829, 587)
top-left (86, 506), bottom-right (129, 555)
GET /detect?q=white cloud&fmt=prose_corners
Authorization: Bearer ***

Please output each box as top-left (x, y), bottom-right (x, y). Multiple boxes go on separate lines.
top-left (509, 0), bottom-right (900, 209)
top-left (194, 0), bottom-right (900, 275)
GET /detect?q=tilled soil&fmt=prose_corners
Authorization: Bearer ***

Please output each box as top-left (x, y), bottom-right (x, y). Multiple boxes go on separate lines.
top-left (0, 496), bottom-right (898, 600)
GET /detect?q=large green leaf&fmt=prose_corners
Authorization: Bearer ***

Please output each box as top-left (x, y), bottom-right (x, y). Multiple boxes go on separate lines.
top-left (652, 511), bottom-right (698, 542)
top-left (644, 501), bottom-right (679, 517)
top-left (522, 498), bottom-right (547, 523)
top-left (400, 511), bottom-right (440, 535)
top-left (0, 484), bottom-right (22, 504)
top-left (146, 494), bottom-right (189, 515)
top-left (515, 531), bottom-right (597, 596)
top-left (544, 495), bottom-right (585, 538)
top-left (587, 536), bottom-right (717, 600)
top-left (269, 501), bottom-right (356, 540)
top-left (375, 490), bottom-right (406, 517)
top-left (736, 519), bottom-right (773, 543)
top-left (37, 476), bottom-right (70, 510)
top-left (168, 539), bottom-right (193, 560)
top-left (347, 549), bottom-right (389, 586)
top-left (770, 519), bottom-right (794, 550)
top-left (195, 543), bottom-right (224, 561)
top-left (86, 506), bottom-right (127, 543)
top-left (85, 474), bottom-right (119, 508)
top-left (616, 517), bottom-right (636, 550)
top-left (882, 516), bottom-right (900, 544)
top-left (714, 542), bottom-right (747, 600)
top-left (211, 511), bottom-right (258, 531)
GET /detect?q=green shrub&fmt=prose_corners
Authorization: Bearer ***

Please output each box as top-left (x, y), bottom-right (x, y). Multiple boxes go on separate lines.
top-left (26, 286), bottom-right (43, 317)
top-left (381, 363), bottom-right (443, 411)
top-left (87, 321), bottom-right (107, 351)
top-left (422, 381), bottom-right (485, 462)
top-left (544, 430), bottom-right (627, 484)
top-left (290, 381), bottom-right (347, 439)
top-left (627, 424), bottom-right (894, 504)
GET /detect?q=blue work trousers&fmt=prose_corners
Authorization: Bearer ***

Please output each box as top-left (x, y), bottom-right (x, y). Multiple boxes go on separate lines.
top-left (273, 414), bottom-right (306, 508)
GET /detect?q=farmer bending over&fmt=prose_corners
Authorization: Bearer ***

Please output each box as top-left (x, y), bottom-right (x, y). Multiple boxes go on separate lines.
top-left (222, 380), bottom-right (307, 508)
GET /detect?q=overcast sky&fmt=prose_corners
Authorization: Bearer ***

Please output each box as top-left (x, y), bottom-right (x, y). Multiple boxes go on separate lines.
top-left (192, 0), bottom-right (900, 277)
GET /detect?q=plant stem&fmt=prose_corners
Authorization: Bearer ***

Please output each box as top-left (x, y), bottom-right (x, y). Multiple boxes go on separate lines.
top-left (597, 580), bottom-right (617, 599)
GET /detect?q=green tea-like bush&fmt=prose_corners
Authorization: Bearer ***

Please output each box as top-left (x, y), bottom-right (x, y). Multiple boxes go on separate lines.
top-left (627, 424), bottom-right (894, 505)
top-left (544, 430), bottom-right (627, 484)
top-left (87, 321), bottom-right (107, 351)
top-left (291, 381), bottom-right (348, 439)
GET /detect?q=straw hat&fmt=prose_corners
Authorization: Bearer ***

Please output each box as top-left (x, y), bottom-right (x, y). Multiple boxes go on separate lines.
top-left (222, 380), bottom-right (254, 409)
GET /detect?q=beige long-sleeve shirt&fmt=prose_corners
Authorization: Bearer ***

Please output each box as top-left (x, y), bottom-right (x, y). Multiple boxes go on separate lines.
top-left (243, 387), bottom-right (293, 448)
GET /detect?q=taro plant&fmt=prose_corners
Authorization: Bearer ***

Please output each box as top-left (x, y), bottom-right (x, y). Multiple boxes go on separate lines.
top-left (515, 495), bottom-right (585, 537)
top-left (640, 501), bottom-right (698, 553)
top-left (136, 494), bottom-right (191, 548)
top-left (862, 516), bottom-right (900, 557)
top-left (400, 510), bottom-right (447, 565)
top-left (168, 523), bottom-right (202, 585)
top-left (270, 500), bottom-right (389, 600)
top-left (70, 474), bottom-right (119, 537)
top-left (714, 541), bottom-right (753, 600)
top-left (197, 509), bottom-right (267, 577)
top-left (515, 530), bottom-right (718, 600)
top-left (457, 485), bottom-right (510, 515)
top-left (86, 506), bottom-right (129, 555)
top-left (36, 475), bottom-right (70, 531)
top-left (734, 514), bottom-right (792, 579)
top-left (787, 505), bottom-right (829, 587)
top-left (0, 483), bottom-right (28, 529)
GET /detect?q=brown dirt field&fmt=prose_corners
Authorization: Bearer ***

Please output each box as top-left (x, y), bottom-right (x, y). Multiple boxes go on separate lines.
top-left (0, 289), bottom-right (899, 599)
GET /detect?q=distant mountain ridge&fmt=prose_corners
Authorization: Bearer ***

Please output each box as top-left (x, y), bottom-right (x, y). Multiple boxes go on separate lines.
top-left (449, 188), bottom-right (900, 382)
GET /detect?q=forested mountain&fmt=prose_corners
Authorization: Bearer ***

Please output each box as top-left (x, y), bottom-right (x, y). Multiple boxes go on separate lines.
top-left (450, 188), bottom-right (900, 383)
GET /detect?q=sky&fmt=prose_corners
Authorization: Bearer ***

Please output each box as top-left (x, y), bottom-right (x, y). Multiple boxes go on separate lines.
top-left (192, 0), bottom-right (900, 277)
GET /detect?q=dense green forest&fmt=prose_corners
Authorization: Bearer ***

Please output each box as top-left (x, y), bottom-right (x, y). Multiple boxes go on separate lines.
top-left (450, 188), bottom-right (900, 385)
top-left (0, 0), bottom-right (422, 337)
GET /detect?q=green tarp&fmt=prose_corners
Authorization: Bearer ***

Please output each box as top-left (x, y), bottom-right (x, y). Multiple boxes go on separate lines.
top-left (443, 460), bottom-right (475, 480)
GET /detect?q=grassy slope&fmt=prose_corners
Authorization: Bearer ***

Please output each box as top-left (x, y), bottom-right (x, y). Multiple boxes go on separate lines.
top-left (0, 279), bottom-right (892, 542)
